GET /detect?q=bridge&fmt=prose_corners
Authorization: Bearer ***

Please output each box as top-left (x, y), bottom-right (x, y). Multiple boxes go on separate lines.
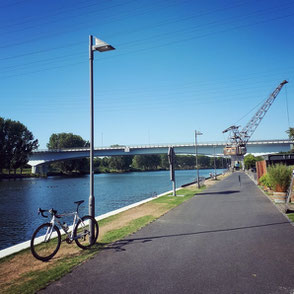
top-left (28, 139), bottom-right (293, 175)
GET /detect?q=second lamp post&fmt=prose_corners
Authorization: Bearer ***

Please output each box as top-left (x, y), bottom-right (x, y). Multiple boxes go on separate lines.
top-left (195, 130), bottom-right (203, 189)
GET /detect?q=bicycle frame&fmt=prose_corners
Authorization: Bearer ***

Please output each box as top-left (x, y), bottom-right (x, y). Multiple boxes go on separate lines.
top-left (49, 211), bottom-right (83, 241)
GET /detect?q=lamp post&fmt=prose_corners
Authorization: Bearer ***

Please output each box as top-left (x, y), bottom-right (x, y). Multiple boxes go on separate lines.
top-left (213, 145), bottom-right (216, 179)
top-left (195, 130), bottom-right (203, 189)
top-left (89, 35), bottom-right (115, 237)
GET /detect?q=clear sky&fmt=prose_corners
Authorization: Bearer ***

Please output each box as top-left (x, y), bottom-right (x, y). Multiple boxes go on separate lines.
top-left (0, 0), bottom-right (293, 149)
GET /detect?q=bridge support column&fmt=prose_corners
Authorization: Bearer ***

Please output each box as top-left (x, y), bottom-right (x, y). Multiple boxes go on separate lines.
top-left (32, 164), bottom-right (48, 177)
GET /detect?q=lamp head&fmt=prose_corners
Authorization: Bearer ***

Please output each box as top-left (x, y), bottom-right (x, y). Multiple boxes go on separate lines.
top-left (92, 37), bottom-right (115, 52)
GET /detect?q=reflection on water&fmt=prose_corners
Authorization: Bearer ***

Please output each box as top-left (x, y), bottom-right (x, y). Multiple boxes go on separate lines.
top-left (0, 169), bottom-right (224, 250)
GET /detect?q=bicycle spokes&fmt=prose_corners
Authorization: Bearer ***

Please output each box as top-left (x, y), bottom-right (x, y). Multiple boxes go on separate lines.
top-left (31, 223), bottom-right (61, 261)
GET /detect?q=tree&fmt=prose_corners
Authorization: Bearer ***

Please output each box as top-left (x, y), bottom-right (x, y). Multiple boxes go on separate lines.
top-left (132, 155), bottom-right (161, 170)
top-left (0, 118), bottom-right (38, 174)
top-left (0, 118), bottom-right (5, 172)
top-left (286, 128), bottom-right (294, 149)
top-left (244, 154), bottom-right (263, 170)
top-left (108, 156), bottom-right (133, 171)
top-left (286, 127), bottom-right (294, 139)
top-left (47, 133), bottom-right (89, 174)
top-left (160, 154), bottom-right (169, 169)
top-left (47, 133), bottom-right (89, 149)
top-left (198, 155), bottom-right (210, 168)
top-left (175, 155), bottom-right (195, 169)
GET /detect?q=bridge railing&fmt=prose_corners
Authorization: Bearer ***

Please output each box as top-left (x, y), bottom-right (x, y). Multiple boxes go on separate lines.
top-left (33, 139), bottom-right (293, 153)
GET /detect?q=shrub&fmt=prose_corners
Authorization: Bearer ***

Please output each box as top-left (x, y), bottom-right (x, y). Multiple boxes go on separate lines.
top-left (267, 164), bottom-right (292, 192)
top-left (259, 173), bottom-right (272, 189)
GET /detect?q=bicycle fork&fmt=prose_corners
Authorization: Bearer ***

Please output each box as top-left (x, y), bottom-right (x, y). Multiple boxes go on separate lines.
top-left (44, 220), bottom-right (55, 242)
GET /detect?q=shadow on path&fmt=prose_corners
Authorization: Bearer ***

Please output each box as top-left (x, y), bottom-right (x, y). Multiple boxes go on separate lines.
top-left (99, 221), bottom-right (290, 252)
top-left (196, 190), bottom-right (240, 195)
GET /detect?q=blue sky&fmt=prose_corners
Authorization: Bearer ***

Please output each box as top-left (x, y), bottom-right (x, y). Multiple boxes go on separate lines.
top-left (0, 0), bottom-right (293, 149)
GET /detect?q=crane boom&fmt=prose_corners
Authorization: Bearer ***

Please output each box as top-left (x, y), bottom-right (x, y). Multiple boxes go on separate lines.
top-left (223, 80), bottom-right (288, 157)
top-left (240, 80), bottom-right (288, 143)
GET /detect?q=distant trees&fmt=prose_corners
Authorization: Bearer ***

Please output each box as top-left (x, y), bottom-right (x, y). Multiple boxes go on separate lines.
top-left (132, 155), bottom-right (161, 171)
top-left (91, 154), bottom-right (228, 173)
top-left (108, 156), bottom-right (133, 171)
top-left (286, 127), bottom-right (294, 140)
top-left (286, 128), bottom-right (294, 151)
top-left (0, 117), bottom-right (38, 174)
top-left (47, 133), bottom-right (89, 174)
top-left (244, 154), bottom-right (263, 170)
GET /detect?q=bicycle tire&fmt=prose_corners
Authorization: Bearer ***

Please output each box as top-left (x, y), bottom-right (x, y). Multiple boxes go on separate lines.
top-left (74, 215), bottom-right (99, 249)
top-left (30, 223), bottom-right (61, 261)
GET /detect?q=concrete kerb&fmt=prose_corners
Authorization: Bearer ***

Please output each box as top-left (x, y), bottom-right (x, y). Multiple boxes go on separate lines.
top-left (246, 172), bottom-right (294, 225)
top-left (0, 186), bottom-right (183, 260)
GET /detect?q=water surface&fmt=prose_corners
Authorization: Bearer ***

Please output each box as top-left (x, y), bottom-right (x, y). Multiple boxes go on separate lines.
top-left (0, 169), bottom-right (224, 250)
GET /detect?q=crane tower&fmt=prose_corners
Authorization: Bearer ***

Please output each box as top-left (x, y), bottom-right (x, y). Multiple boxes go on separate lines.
top-left (223, 80), bottom-right (288, 165)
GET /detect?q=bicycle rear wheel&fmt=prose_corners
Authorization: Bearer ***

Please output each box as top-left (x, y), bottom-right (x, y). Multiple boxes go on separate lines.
top-left (30, 223), bottom-right (61, 261)
top-left (74, 215), bottom-right (99, 249)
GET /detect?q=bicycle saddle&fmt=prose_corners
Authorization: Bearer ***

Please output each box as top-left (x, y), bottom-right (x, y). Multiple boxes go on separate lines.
top-left (74, 200), bottom-right (84, 205)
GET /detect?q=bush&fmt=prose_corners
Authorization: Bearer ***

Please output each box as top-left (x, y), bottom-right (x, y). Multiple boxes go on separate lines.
top-left (267, 164), bottom-right (292, 192)
top-left (259, 174), bottom-right (272, 189)
top-left (244, 154), bottom-right (264, 170)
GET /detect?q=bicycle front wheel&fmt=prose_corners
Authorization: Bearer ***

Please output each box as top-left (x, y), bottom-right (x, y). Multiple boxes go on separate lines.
top-left (30, 223), bottom-right (61, 261)
top-left (74, 215), bottom-right (99, 249)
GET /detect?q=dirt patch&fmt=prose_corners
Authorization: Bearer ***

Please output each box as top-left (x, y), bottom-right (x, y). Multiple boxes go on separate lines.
top-left (99, 202), bottom-right (169, 237)
top-left (203, 173), bottom-right (229, 188)
top-left (184, 173), bottom-right (229, 190)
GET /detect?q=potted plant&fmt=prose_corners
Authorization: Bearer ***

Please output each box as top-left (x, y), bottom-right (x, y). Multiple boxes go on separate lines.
top-left (267, 164), bottom-right (292, 202)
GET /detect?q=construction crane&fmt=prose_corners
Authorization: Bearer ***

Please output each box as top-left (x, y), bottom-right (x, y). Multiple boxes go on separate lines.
top-left (223, 80), bottom-right (288, 159)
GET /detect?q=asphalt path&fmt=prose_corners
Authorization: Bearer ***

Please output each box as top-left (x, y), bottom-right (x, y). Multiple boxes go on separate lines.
top-left (41, 172), bottom-right (294, 294)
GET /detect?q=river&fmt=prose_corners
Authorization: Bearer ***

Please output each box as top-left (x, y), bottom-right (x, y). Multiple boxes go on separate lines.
top-left (0, 169), bottom-right (225, 250)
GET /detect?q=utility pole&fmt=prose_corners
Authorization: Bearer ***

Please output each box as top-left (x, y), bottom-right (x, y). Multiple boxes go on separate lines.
top-left (195, 130), bottom-right (203, 188)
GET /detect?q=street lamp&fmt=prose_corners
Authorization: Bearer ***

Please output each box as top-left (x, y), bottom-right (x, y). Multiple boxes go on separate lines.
top-left (89, 35), bottom-right (115, 236)
top-left (195, 130), bottom-right (203, 189)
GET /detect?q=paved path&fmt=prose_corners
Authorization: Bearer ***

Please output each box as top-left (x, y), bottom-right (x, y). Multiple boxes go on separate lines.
top-left (41, 173), bottom-right (294, 294)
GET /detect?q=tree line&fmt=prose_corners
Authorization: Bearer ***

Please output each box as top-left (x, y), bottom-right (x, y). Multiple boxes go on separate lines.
top-left (0, 117), bottom-right (38, 175)
top-left (48, 153), bottom-right (229, 175)
top-left (92, 154), bottom-right (229, 174)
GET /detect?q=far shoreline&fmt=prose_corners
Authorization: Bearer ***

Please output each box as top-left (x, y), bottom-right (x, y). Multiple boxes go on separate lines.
top-left (0, 167), bottom-right (227, 180)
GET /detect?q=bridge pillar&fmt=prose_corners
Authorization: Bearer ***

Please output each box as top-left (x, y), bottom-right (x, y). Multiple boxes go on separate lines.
top-left (32, 164), bottom-right (48, 177)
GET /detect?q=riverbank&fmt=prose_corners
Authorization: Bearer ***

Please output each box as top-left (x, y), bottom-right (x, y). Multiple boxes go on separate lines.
top-left (0, 173), bottom-right (229, 294)
top-left (0, 167), bottom-right (227, 179)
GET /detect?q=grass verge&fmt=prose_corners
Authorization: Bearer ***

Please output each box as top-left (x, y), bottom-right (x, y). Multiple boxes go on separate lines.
top-left (0, 181), bottom-right (215, 294)
top-left (288, 213), bottom-right (294, 222)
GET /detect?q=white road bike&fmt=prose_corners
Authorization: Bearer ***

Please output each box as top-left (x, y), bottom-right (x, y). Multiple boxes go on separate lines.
top-left (30, 200), bottom-right (99, 261)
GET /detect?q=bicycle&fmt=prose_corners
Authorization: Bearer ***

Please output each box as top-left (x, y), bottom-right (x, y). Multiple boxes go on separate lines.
top-left (30, 200), bottom-right (99, 261)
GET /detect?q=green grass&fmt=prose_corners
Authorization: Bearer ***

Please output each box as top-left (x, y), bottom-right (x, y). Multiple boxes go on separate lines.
top-left (288, 213), bottom-right (294, 222)
top-left (101, 215), bottom-right (155, 244)
top-left (5, 250), bottom-right (97, 294)
top-left (3, 186), bottom-right (205, 294)
top-left (98, 213), bottom-right (121, 226)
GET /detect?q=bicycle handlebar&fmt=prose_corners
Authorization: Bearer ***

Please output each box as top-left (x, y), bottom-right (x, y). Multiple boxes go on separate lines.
top-left (38, 208), bottom-right (48, 218)
top-left (37, 200), bottom-right (84, 218)
top-left (38, 208), bottom-right (59, 218)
